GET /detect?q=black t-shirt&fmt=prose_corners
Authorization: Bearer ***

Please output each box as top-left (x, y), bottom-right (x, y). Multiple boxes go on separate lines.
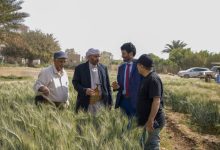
top-left (136, 71), bottom-right (164, 126)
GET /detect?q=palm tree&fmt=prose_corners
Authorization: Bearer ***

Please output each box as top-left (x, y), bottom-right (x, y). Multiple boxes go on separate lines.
top-left (0, 0), bottom-right (29, 44)
top-left (162, 40), bottom-right (187, 53)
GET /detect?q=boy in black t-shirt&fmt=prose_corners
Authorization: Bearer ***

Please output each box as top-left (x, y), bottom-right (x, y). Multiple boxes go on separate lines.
top-left (136, 54), bottom-right (165, 150)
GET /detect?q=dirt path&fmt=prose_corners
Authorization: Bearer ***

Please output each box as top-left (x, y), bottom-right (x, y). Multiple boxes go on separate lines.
top-left (0, 67), bottom-right (74, 80)
top-left (165, 115), bottom-right (198, 150)
top-left (0, 66), bottom-right (41, 78)
top-left (164, 110), bottom-right (220, 150)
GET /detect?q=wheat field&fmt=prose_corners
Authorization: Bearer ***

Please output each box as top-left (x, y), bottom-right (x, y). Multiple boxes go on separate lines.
top-left (0, 68), bottom-right (219, 149)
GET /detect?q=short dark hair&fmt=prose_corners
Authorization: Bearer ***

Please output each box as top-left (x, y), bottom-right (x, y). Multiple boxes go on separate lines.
top-left (120, 42), bottom-right (136, 56)
top-left (137, 54), bottom-right (154, 69)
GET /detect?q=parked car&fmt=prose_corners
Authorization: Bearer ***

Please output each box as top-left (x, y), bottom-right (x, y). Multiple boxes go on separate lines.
top-left (203, 66), bottom-right (220, 79)
top-left (177, 67), bottom-right (210, 78)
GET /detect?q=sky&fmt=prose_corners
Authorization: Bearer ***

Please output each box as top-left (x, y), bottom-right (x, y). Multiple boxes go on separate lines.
top-left (22, 0), bottom-right (220, 60)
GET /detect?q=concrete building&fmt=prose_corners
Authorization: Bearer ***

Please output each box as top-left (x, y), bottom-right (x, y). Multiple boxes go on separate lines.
top-left (65, 48), bottom-right (80, 68)
top-left (0, 44), bottom-right (5, 64)
top-left (100, 51), bottom-right (113, 67)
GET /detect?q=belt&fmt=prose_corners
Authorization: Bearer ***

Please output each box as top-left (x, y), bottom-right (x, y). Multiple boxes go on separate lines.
top-left (89, 95), bottom-right (102, 104)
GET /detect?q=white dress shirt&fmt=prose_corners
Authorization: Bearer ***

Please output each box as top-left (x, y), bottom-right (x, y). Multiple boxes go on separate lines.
top-left (33, 65), bottom-right (69, 102)
top-left (89, 62), bottom-right (102, 96)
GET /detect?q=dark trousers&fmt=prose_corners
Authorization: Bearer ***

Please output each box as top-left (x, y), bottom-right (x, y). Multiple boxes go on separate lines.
top-left (35, 95), bottom-right (64, 107)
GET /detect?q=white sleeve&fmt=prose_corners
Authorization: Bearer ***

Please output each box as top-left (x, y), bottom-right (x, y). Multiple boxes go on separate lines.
top-left (33, 69), bottom-right (50, 93)
top-left (65, 71), bottom-right (70, 101)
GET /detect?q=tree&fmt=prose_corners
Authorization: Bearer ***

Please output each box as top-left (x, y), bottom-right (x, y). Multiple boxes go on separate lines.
top-left (0, 0), bottom-right (29, 44)
top-left (148, 53), bottom-right (161, 68)
top-left (162, 40), bottom-right (187, 53)
top-left (148, 53), bottom-right (161, 63)
top-left (146, 53), bottom-right (179, 73)
top-left (2, 30), bottom-right (61, 65)
top-left (205, 52), bottom-right (220, 67)
top-left (1, 33), bottom-right (29, 59)
top-left (159, 59), bottom-right (179, 73)
top-left (22, 30), bottom-right (61, 64)
top-left (193, 50), bottom-right (209, 67)
top-left (169, 48), bottom-right (193, 69)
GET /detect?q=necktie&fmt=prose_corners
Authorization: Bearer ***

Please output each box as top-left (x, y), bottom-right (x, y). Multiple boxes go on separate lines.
top-left (125, 64), bottom-right (130, 97)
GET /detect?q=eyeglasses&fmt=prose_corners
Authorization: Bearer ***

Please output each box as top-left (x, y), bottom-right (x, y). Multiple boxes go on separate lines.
top-left (55, 59), bottom-right (67, 63)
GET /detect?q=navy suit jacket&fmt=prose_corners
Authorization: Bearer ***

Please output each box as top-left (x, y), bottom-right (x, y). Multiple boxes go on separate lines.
top-left (72, 61), bottom-right (112, 112)
top-left (115, 60), bottom-right (142, 110)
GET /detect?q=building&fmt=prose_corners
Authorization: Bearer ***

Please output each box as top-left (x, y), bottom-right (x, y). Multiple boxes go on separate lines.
top-left (100, 51), bottom-right (113, 67)
top-left (65, 48), bottom-right (81, 68)
top-left (0, 44), bottom-right (5, 64)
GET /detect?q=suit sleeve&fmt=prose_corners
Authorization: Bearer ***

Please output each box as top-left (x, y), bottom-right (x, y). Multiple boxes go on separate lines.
top-left (117, 66), bottom-right (121, 91)
top-left (105, 66), bottom-right (113, 106)
top-left (72, 66), bottom-right (86, 95)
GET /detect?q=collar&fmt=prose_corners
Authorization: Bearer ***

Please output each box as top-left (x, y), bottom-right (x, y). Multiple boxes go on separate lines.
top-left (124, 61), bottom-right (133, 65)
top-left (144, 70), bottom-right (154, 78)
top-left (52, 65), bottom-right (64, 75)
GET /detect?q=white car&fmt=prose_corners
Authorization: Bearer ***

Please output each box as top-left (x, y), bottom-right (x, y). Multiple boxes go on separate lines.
top-left (177, 67), bottom-right (210, 78)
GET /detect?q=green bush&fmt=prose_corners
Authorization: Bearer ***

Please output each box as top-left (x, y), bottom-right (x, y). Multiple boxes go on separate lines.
top-left (164, 87), bottom-right (220, 134)
top-left (190, 100), bottom-right (220, 133)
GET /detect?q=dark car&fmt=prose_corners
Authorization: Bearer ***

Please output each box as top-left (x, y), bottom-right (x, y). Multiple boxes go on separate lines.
top-left (203, 66), bottom-right (220, 79)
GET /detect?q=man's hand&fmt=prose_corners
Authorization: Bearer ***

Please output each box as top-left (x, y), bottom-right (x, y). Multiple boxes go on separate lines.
top-left (86, 88), bottom-right (95, 96)
top-left (112, 81), bottom-right (120, 90)
top-left (145, 119), bottom-right (154, 132)
top-left (38, 86), bottom-right (50, 96)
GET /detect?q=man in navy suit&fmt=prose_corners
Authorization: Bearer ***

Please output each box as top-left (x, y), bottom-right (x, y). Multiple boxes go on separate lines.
top-left (112, 42), bottom-right (142, 117)
top-left (72, 48), bottom-right (112, 114)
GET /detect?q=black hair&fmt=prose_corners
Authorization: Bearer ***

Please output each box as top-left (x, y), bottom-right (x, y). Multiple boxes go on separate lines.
top-left (137, 54), bottom-right (154, 69)
top-left (120, 42), bottom-right (136, 56)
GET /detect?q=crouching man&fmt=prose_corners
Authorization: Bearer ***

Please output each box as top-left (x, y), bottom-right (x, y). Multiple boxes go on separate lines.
top-left (33, 51), bottom-right (69, 108)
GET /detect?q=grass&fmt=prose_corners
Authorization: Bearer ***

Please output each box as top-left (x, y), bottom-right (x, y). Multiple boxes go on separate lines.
top-left (0, 78), bottom-right (173, 150)
top-left (162, 75), bottom-right (220, 134)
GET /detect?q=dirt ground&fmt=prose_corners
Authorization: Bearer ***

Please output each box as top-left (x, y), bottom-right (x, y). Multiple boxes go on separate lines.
top-left (165, 109), bottom-right (220, 150)
top-left (0, 66), bottom-right (74, 79)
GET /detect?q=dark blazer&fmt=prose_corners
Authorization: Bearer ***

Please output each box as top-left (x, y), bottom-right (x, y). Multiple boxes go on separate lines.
top-left (115, 60), bottom-right (142, 110)
top-left (72, 61), bottom-right (112, 112)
